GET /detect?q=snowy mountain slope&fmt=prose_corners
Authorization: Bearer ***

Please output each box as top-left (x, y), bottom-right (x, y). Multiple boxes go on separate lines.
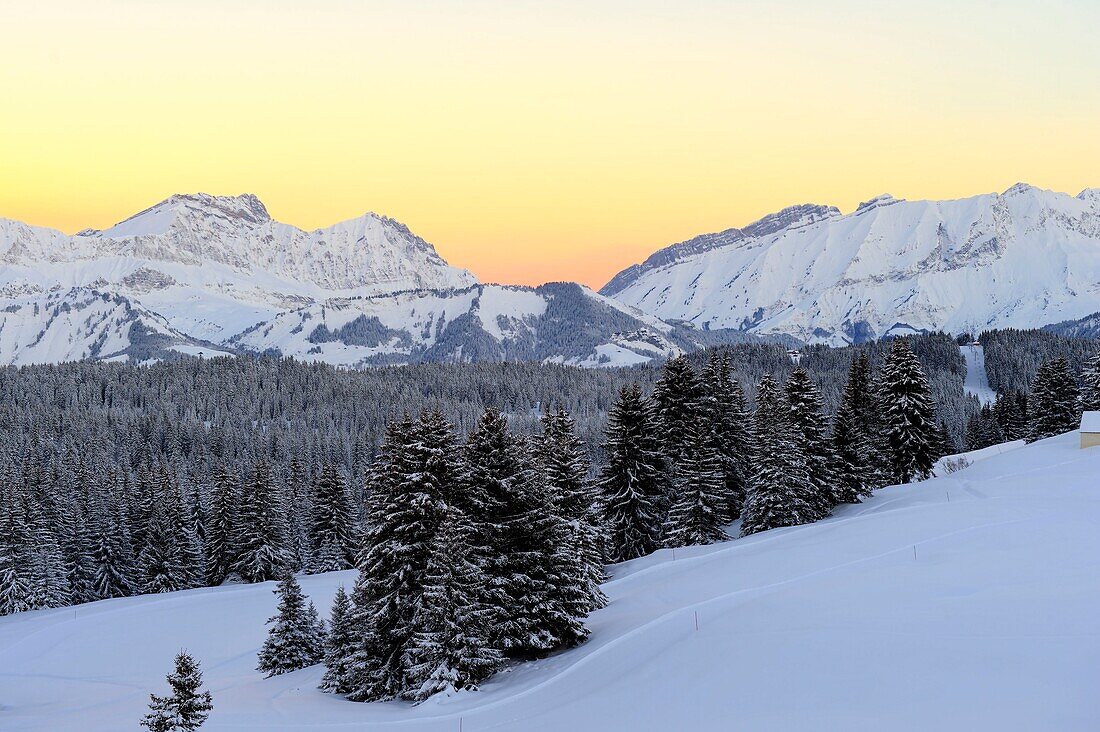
top-left (5, 431), bottom-right (1100, 731)
top-left (961, 344), bottom-right (996, 405)
top-left (231, 282), bottom-right (691, 367)
top-left (1042, 309), bottom-right (1100, 339)
top-left (602, 184), bottom-right (1100, 344)
top-left (0, 194), bottom-right (478, 342)
top-left (0, 287), bottom-right (222, 365)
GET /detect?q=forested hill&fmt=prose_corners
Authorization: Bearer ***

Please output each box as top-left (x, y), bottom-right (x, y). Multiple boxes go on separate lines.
top-left (0, 332), bottom-right (971, 487)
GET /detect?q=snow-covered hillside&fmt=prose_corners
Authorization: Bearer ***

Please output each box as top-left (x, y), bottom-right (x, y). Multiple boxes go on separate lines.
top-left (0, 287), bottom-right (219, 365)
top-left (231, 282), bottom-right (687, 367)
top-left (602, 183), bottom-right (1100, 344)
top-left (0, 194), bottom-right (478, 344)
top-left (5, 432), bottom-right (1100, 731)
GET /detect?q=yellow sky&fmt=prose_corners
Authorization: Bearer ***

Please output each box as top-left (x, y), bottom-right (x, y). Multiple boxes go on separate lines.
top-left (2, 1), bottom-right (1098, 287)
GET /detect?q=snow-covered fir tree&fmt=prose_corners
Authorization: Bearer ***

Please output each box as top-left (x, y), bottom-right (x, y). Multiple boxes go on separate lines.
top-left (204, 468), bottom-right (239, 585)
top-left (966, 404), bottom-right (1005, 450)
top-left (233, 462), bottom-right (289, 583)
top-left (342, 414), bottom-right (459, 701)
top-left (840, 351), bottom-right (891, 488)
top-left (663, 422), bottom-right (728, 547)
top-left (141, 502), bottom-right (188, 594)
top-left (880, 339), bottom-right (938, 484)
top-left (320, 585), bottom-right (356, 694)
top-left (0, 486), bottom-right (33, 615)
top-left (699, 352), bottom-right (752, 521)
top-left (1028, 357), bottom-right (1081, 441)
top-left (257, 573), bottom-right (326, 677)
top-left (829, 403), bottom-right (875, 504)
top-left (537, 408), bottom-right (607, 611)
top-left (652, 355), bottom-right (704, 465)
top-left (140, 650), bottom-right (213, 732)
top-left (784, 367), bottom-right (836, 518)
top-left (993, 391), bottom-right (1029, 441)
top-left (307, 463), bottom-right (359, 572)
top-left (1081, 352), bottom-right (1100, 412)
top-left (597, 384), bottom-right (666, 562)
top-left (740, 375), bottom-right (814, 536)
top-left (462, 408), bottom-right (584, 657)
top-left (404, 507), bottom-right (503, 702)
top-left (91, 508), bottom-right (135, 599)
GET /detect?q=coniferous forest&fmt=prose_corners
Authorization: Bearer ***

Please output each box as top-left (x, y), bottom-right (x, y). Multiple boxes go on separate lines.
top-left (2, 329), bottom-right (1097, 705)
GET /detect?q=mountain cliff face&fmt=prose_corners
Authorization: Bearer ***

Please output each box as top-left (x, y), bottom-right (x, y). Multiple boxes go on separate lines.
top-left (0, 193), bottom-right (478, 342)
top-left (602, 184), bottom-right (1100, 344)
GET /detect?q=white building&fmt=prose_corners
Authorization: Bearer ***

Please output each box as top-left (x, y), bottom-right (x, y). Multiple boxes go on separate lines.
top-left (1081, 411), bottom-right (1100, 449)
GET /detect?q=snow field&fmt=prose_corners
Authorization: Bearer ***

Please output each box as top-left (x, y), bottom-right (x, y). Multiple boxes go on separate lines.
top-left (3, 432), bottom-right (1100, 730)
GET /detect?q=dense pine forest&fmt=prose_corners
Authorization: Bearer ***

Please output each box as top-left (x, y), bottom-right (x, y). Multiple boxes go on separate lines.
top-left (4, 329), bottom-right (1100, 708)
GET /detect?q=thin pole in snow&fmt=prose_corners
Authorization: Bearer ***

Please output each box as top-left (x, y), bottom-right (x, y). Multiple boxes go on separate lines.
top-left (459, 717), bottom-right (463, 732)
top-left (672, 547), bottom-right (676, 561)
top-left (913, 545), bottom-right (917, 560)
top-left (694, 611), bottom-right (699, 631)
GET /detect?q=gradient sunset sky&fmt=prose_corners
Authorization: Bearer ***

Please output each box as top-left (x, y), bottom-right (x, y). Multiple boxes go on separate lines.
top-left (3, 1), bottom-right (1098, 287)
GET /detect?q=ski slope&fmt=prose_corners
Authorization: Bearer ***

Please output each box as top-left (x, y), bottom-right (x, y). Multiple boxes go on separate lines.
top-left (961, 344), bottom-right (997, 405)
top-left (4, 433), bottom-right (1100, 731)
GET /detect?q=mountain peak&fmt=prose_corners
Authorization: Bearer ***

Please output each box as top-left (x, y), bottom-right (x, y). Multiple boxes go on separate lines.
top-left (1003, 182), bottom-right (1038, 196)
top-left (599, 202), bottom-right (839, 296)
top-left (855, 194), bottom-right (899, 213)
top-left (94, 193), bottom-right (270, 238)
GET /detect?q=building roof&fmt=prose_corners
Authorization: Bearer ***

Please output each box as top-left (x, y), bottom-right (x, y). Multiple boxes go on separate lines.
top-left (1081, 411), bottom-right (1100, 433)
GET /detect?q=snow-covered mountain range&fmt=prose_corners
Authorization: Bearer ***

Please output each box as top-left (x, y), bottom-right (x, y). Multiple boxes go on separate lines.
top-left (0, 194), bottom-right (729, 366)
top-left (601, 183), bottom-right (1100, 344)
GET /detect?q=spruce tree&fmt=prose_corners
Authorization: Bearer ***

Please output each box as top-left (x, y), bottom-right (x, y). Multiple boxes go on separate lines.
top-left (596, 384), bottom-right (666, 562)
top-left (0, 487), bottom-right (32, 615)
top-left (257, 573), bottom-right (326, 677)
top-left (538, 408), bottom-right (607, 611)
top-left (404, 507), bottom-right (502, 702)
top-left (320, 585), bottom-right (356, 694)
top-left (462, 409), bottom-right (580, 657)
top-left (1028, 357), bottom-right (1081, 441)
top-left (141, 651), bottom-right (213, 732)
top-left (1080, 352), bottom-right (1100, 413)
top-left (829, 403), bottom-right (875, 504)
top-left (740, 375), bottom-right (814, 536)
top-left (880, 339), bottom-right (938, 484)
top-left (652, 355), bottom-right (704, 464)
top-left (343, 414), bottom-right (458, 702)
top-left (307, 463), bottom-right (359, 573)
top-left (204, 468), bottom-right (239, 585)
top-left (233, 462), bottom-right (289, 583)
top-left (91, 510), bottom-right (135, 599)
top-left (841, 351), bottom-right (891, 488)
top-left (699, 352), bottom-right (752, 521)
top-left (141, 502), bottom-right (188, 594)
top-left (664, 422), bottom-right (728, 547)
top-left (784, 367), bottom-right (836, 518)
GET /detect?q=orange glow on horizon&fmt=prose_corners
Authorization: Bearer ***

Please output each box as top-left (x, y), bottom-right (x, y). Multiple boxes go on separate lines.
top-left (2, 1), bottom-right (1098, 288)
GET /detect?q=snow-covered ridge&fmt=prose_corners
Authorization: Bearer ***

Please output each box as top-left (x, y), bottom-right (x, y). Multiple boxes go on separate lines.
top-left (602, 183), bottom-right (1100, 344)
top-left (231, 282), bottom-right (688, 368)
top-left (0, 287), bottom-right (212, 365)
top-left (1, 192), bottom-right (477, 293)
top-left (0, 193), bottom-right (479, 355)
